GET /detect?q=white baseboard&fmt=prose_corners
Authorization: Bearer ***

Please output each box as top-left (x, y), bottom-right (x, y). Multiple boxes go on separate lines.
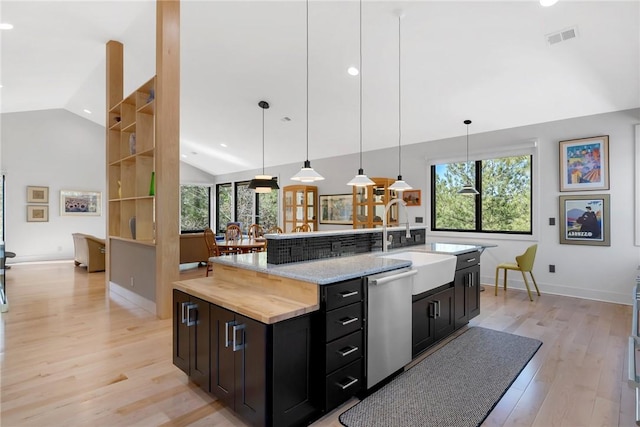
top-left (481, 275), bottom-right (631, 306)
top-left (108, 281), bottom-right (157, 314)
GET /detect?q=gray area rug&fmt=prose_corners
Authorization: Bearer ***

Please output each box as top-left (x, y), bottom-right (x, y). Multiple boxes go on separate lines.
top-left (339, 327), bottom-right (542, 427)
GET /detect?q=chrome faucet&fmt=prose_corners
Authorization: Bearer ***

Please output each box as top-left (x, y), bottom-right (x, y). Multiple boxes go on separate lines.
top-left (382, 198), bottom-right (411, 252)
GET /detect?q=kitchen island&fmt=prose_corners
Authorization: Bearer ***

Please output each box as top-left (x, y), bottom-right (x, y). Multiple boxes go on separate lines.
top-left (173, 243), bottom-right (484, 427)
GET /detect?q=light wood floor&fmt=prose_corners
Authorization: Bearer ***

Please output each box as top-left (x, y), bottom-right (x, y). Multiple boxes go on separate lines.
top-left (0, 262), bottom-right (636, 426)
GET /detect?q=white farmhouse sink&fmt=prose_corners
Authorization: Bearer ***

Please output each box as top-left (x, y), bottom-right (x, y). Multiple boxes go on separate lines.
top-left (379, 251), bottom-right (457, 295)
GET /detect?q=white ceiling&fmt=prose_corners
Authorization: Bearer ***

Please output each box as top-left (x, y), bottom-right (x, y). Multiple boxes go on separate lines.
top-left (1, 1), bottom-right (639, 176)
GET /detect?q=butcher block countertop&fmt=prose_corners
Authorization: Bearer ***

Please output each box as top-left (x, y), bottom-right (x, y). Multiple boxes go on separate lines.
top-left (174, 263), bottom-right (319, 324)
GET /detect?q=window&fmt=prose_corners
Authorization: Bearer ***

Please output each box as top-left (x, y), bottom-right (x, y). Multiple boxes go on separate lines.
top-left (180, 185), bottom-right (211, 233)
top-left (431, 155), bottom-right (532, 234)
top-left (216, 183), bottom-right (232, 233)
top-left (235, 181), bottom-right (254, 231)
top-left (257, 191), bottom-right (278, 230)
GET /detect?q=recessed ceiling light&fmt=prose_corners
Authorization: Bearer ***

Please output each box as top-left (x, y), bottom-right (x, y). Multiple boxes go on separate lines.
top-left (220, 143), bottom-right (228, 148)
top-left (347, 66), bottom-right (359, 76)
top-left (0, 23), bottom-right (14, 30)
top-left (540, 0), bottom-right (558, 7)
top-left (181, 154), bottom-right (187, 158)
top-left (0, 84), bottom-right (3, 88)
top-left (83, 109), bottom-right (92, 114)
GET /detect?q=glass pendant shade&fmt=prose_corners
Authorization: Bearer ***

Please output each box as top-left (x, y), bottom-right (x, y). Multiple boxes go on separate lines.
top-left (248, 175), bottom-right (279, 193)
top-left (347, 168), bottom-right (375, 187)
top-left (389, 175), bottom-right (412, 191)
top-left (291, 160), bottom-right (325, 182)
top-left (458, 183), bottom-right (479, 195)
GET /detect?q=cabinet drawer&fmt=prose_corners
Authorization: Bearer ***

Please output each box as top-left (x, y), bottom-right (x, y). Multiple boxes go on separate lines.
top-left (324, 279), bottom-right (363, 310)
top-left (326, 303), bottom-right (362, 342)
top-left (326, 330), bottom-right (363, 374)
top-left (325, 359), bottom-right (363, 411)
top-left (456, 251), bottom-right (480, 270)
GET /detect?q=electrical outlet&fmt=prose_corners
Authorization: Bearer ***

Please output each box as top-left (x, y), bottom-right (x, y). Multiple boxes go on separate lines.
top-left (331, 242), bottom-right (341, 252)
top-left (549, 217), bottom-right (556, 226)
top-left (415, 234), bottom-right (421, 242)
top-left (130, 277), bottom-right (135, 287)
top-left (415, 216), bottom-right (423, 223)
top-left (549, 265), bottom-right (555, 273)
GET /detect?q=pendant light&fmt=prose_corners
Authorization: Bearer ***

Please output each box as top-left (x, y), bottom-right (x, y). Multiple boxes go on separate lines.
top-left (347, 0), bottom-right (374, 187)
top-left (248, 101), bottom-right (280, 193)
top-left (389, 14), bottom-right (412, 192)
top-left (458, 119), bottom-right (479, 195)
top-left (291, 0), bottom-right (325, 183)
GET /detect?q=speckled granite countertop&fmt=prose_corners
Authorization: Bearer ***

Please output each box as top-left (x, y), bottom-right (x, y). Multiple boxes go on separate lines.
top-left (209, 242), bottom-right (485, 285)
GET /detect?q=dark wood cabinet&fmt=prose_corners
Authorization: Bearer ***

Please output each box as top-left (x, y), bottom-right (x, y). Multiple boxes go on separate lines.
top-left (412, 285), bottom-right (455, 358)
top-left (314, 278), bottom-right (364, 413)
top-left (174, 289), bottom-right (317, 427)
top-left (454, 264), bottom-right (481, 328)
top-left (172, 289), bottom-right (210, 392)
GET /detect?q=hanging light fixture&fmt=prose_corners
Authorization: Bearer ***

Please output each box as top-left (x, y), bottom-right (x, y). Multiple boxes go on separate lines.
top-left (248, 100), bottom-right (280, 193)
top-left (389, 14), bottom-right (412, 192)
top-left (291, 0), bottom-right (325, 183)
top-left (347, 0), bottom-right (375, 187)
top-left (458, 119), bottom-right (479, 195)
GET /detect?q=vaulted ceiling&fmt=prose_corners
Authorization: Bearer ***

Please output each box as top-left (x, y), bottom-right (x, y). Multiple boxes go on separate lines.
top-left (1, 1), bottom-right (638, 176)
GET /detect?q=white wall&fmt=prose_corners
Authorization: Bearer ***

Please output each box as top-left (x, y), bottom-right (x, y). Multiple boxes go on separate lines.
top-left (212, 108), bottom-right (640, 304)
top-left (1, 109), bottom-right (106, 262)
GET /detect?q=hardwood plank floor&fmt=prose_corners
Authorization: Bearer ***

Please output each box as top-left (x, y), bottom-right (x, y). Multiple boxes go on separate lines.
top-left (0, 262), bottom-right (636, 426)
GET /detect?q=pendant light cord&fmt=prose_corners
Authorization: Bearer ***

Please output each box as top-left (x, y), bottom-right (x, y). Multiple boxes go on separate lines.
top-left (306, 0), bottom-right (310, 162)
top-left (359, 0), bottom-right (363, 171)
top-left (262, 105), bottom-right (265, 175)
top-left (397, 15), bottom-right (402, 177)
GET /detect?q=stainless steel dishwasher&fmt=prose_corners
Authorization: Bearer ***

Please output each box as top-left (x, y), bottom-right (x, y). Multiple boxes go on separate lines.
top-left (366, 267), bottom-right (417, 389)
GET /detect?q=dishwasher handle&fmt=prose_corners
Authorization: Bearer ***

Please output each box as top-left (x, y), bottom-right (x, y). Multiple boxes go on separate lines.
top-left (369, 269), bottom-right (417, 286)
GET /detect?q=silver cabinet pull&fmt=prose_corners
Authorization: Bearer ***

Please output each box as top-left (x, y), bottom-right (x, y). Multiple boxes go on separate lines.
top-left (225, 320), bottom-right (237, 348)
top-left (339, 317), bottom-right (358, 326)
top-left (340, 290), bottom-right (358, 298)
top-left (232, 323), bottom-right (246, 352)
top-left (435, 300), bottom-right (441, 318)
top-left (181, 302), bottom-right (189, 324)
top-left (466, 258), bottom-right (477, 263)
top-left (429, 301), bottom-right (435, 319)
top-left (185, 303), bottom-right (197, 326)
top-left (337, 376), bottom-right (358, 390)
top-left (337, 346), bottom-right (359, 357)
top-left (468, 272), bottom-right (474, 287)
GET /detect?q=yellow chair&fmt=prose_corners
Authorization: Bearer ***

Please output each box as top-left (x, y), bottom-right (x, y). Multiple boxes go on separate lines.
top-left (203, 228), bottom-right (220, 277)
top-left (495, 244), bottom-right (540, 301)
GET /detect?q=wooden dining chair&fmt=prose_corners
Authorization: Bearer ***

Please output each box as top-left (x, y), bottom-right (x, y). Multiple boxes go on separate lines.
top-left (266, 226), bottom-right (283, 234)
top-left (222, 224), bottom-right (243, 255)
top-left (293, 223), bottom-right (312, 233)
top-left (248, 223), bottom-right (264, 240)
top-left (495, 244), bottom-right (541, 301)
top-left (203, 228), bottom-right (220, 277)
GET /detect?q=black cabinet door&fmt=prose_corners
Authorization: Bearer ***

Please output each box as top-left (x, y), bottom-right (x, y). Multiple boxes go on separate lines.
top-left (412, 295), bottom-right (435, 357)
top-left (468, 265), bottom-right (481, 320)
top-left (173, 289), bottom-right (190, 375)
top-left (235, 314), bottom-right (267, 427)
top-left (211, 305), bottom-right (236, 409)
top-left (190, 296), bottom-right (210, 392)
top-left (454, 265), bottom-right (481, 329)
top-left (272, 315), bottom-right (318, 427)
top-left (433, 287), bottom-right (455, 341)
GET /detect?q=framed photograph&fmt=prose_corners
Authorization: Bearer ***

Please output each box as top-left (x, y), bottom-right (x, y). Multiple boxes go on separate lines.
top-left (27, 186), bottom-right (49, 203)
top-left (559, 135), bottom-right (609, 192)
top-left (27, 205), bottom-right (49, 222)
top-left (402, 189), bottom-right (421, 206)
top-left (559, 194), bottom-right (610, 246)
top-left (60, 190), bottom-right (102, 216)
top-left (320, 194), bottom-right (353, 225)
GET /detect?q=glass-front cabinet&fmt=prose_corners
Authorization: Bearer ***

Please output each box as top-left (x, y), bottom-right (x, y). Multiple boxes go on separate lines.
top-left (283, 185), bottom-right (318, 233)
top-left (353, 177), bottom-right (399, 229)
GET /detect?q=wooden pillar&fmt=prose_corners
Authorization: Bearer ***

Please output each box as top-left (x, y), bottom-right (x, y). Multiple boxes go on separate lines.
top-left (155, 0), bottom-right (180, 319)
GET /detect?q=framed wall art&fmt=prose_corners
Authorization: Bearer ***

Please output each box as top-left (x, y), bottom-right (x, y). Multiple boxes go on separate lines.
top-left (60, 190), bottom-right (102, 216)
top-left (319, 194), bottom-right (353, 225)
top-left (402, 189), bottom-right (421, 206)
top-left (27, 205), bottom-right (49, 222)
top-left (559, 135), bottom-right (609, 192)
top-left (559, 194), bottom-right (610, 246)
top-left (27, 186), bottom-right (49, 203)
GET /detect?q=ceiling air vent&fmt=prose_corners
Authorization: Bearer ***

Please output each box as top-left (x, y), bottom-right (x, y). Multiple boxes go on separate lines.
top-left (546, 26), bottom-right (578, 46)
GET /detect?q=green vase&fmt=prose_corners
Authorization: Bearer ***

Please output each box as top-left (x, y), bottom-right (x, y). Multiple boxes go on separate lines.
top-left (149, 171), bottom-right (155, 196)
